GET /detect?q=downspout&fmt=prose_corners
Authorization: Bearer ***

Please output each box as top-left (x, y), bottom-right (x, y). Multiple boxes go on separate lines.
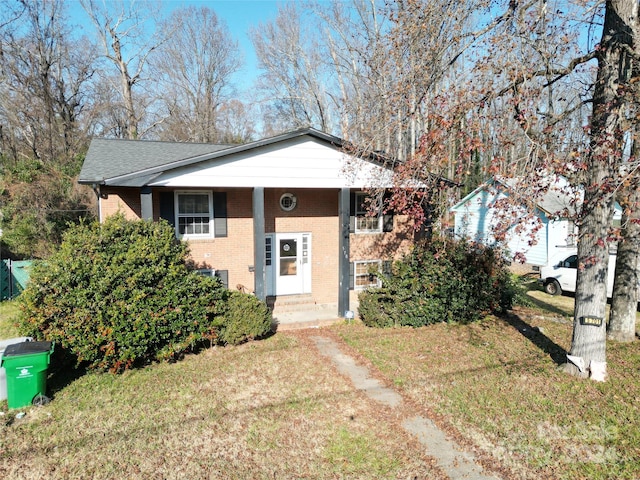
top-left (92, 183), bottom-right (102, 222)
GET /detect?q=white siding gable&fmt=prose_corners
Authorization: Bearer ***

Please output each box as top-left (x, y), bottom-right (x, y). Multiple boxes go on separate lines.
top-left (149, 138), bottom-right (392, 189)
top-left (452, 186), bottom-right (550, 265)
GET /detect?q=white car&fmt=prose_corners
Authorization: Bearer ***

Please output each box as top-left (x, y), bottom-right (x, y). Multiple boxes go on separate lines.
top-left (539, 251), bottom-right (617, 297)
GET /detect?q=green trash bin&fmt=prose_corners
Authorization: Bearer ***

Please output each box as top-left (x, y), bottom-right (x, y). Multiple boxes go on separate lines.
top-left (1, 341), bottom-right (54, 409)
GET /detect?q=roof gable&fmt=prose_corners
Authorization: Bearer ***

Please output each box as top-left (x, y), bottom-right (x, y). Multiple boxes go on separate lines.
top-left (79, 138), bottom-right (230, 184)
top-left (79, 128), bottom-right (347, 186)
top-left (151, 136), bottom-right (393, 189)
top-left (451, 176), bottom-right (580, 218)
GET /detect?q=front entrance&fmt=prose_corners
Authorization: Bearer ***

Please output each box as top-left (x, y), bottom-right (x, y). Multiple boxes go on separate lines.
top-left (266, 233), bottom-right (311, 296)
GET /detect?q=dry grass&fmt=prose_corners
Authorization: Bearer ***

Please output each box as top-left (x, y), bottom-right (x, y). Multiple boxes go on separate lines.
top-left (0, 330), bottom-right (441, 479)
top-left (335, 292), bottom-right (640, 480)
top-left (1, 287), bottom-right (639, 479)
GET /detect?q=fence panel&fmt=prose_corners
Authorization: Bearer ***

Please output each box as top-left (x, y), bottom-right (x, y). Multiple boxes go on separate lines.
top-left (0, 260), bottom-right (9, 300)
top-left (0, 259), bottom-right (33, 300)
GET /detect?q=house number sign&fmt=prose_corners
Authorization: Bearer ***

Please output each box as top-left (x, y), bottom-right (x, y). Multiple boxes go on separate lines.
top-left (580, 316), bottom-right (603, 327)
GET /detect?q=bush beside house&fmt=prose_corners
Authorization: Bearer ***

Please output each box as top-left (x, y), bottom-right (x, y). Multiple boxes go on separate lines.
top-left (216, 291), bottom-right (273, 346)
top-left (16, 215), bottom-right (272, 372)
top-left (358, 238), bottom-right (518, 327)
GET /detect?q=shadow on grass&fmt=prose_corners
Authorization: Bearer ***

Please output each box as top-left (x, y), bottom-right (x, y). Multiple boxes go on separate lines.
top-left (45, 329), bottom-right (279, 402)
top-left (524, 293), bottom-right (573, 318)
top-left (46, 348), bottom-right (88, 402)
top-left (502, 312), bottom-right (567, 365)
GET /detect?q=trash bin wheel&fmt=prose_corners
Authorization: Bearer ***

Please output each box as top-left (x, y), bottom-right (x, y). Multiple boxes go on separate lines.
top-left (32, 394), bottom-right (50, 406)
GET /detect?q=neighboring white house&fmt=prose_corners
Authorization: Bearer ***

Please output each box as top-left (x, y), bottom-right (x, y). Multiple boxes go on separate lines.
top-left (450, 176), bottom-right (621, 268)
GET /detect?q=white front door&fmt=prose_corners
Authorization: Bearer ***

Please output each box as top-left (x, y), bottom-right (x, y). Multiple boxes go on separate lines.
top-left (266, 233), bottom-right (311, 296)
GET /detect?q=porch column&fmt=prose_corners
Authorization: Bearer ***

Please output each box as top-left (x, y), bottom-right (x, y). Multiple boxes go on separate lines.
top-left (338, 187), bottom-right (351, 316)
top-left (140, 186), bottom-right (153, 220)
top-left (253, 187), bottom-right (266, 301)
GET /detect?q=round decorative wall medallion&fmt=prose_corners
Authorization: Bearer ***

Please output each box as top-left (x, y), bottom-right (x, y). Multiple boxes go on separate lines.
top-left (280, 193), bottom-right (297, 211)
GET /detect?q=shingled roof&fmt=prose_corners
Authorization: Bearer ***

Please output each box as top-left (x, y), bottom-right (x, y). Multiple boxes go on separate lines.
top-left (79, 128), bottom-right (344, 187)
top-left (79, 139), bottom-right (230, 184)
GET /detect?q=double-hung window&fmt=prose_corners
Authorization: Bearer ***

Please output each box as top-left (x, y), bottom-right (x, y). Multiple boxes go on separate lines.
top-left (354, 260), bottom-right (382, 290)
top-left (355, 192), bottom-right (382, 233)
top-left (175, 191), bottom-right (213, 239)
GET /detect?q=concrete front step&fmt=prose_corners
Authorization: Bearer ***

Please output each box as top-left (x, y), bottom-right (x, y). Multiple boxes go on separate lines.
top-left (266, 296), bottom-right (359, 330)
top-left (270, 302), bottom-right (344, 330)
top-left (271, 302), bottom-right (339, 318)
top-left (266, 294), bottom-right (315, 309)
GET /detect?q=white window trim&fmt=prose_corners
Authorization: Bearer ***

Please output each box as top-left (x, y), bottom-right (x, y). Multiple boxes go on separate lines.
top-left (355, 192), bottom-right (382, 233)
top-left (354, 260), bottom-right (383, 290)
top-left (175, 190), bottom-right (214, 240)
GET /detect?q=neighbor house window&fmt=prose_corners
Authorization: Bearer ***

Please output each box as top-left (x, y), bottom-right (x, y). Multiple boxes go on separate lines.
top-left (355, 192), bottom-right (382, 233)
top-left (175, 191), bottom-right (213, 238)
top-left (354, 260), bottom-right (382, 290)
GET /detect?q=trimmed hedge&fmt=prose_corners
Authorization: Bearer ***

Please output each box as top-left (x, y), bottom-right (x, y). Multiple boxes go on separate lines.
top-left (17, 215), bottom-right (272, 372)
top-left (358, 238), bottom-right (518, 328)
top-left (216, 291), bottom-right (273, 346)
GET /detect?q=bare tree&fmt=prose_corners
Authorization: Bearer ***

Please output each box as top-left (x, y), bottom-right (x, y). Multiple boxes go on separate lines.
top-left (0, 0), bottom-right (97, 258)
top-left (0, 0), bottom-right (95, 164)
top-left (152, 5), bottom-right (242, 143)
top-left (607, 2), bottom-right (640, 343)
top-left (251, 2), bottom-right (334, 133)
top-left (461, 0), bottom-right (637, 377)
top-left (80, 0), bottom-right (164, 139)
top-left (608, 173), bottom-right (640, 342)
top-left (319, 0), bottom-right (636, 377)
top-left (215, 100), bottom-right (256, 144)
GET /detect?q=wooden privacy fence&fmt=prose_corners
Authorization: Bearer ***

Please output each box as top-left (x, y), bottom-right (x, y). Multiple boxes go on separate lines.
top-left (1, 259), bottom-right (32, 300)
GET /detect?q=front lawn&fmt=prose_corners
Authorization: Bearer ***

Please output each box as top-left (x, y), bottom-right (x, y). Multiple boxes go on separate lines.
top-left (0, 316), bottom-right (441, 479)
top-left (336, 301), bottom-right (639, 480)
top-left (1, 285), bottom-right (638, 479)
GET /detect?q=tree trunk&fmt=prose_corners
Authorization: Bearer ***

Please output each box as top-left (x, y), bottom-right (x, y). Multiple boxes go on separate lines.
top-left (608, 0), bottom-right (640, 343)
top-left (112, 34), bottom-right (138, 140)
top-left (608, 181), bottom-right (640, 342)
top-left (564, 0), bottom-right (635, 381)
top-left (567, 196), bottom-right (614, 379)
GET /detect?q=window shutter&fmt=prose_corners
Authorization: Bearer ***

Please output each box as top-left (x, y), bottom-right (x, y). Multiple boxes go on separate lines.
top-left (349, 262), bottom-right (354, 290)
top-left (213, 192), bottom-right (228, 237)
top-left (383, 214), bottom-right (394, 232)
top-left (159, 191), bottom-right (175, 226)
top-left (215, 270), bottom-right (229, 289)
top-left (382, 260), bottom-right (392, 276)
top-left (349, 191), bottom-right (356, 233)
top-left (382, 190), bottom-right (394, 232)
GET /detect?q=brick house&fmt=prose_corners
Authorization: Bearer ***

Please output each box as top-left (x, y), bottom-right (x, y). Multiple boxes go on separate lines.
top-left (79, 128), bottom-right (421, 319)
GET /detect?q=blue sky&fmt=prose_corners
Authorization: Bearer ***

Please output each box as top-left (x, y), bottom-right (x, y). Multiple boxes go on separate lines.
top-left (165, 0), bottom-right (286, 91)
top-left (66, 0), bottom-right (297, 93)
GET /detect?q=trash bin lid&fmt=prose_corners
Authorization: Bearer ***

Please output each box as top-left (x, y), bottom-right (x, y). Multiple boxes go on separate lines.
top-left (3, 341), bottom-right (53, 357)
top-left (0, 337), bottom-right (33, 353)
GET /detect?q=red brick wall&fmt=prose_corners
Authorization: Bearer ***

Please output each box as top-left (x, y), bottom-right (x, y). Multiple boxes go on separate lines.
top-left (265, 189), bottom-right (340, 304)
top-left (350, 214), bottom-right (414, 261)
top-left (100, 186), bottom-right (414, 305)
top-left (185, 188), bottom-right (255, 291)
top-left (99, 187), bottom-right (141, 221)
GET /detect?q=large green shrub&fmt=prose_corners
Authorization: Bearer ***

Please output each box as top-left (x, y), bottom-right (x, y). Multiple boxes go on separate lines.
top-left (18, 215), bottom-right (233, 372)
top-left (358, 238), bottom-right (517, 328)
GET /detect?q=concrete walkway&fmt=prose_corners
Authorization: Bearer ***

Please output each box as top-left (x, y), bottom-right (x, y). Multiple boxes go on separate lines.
top-left (312, 335), bottom-right (502, 480)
